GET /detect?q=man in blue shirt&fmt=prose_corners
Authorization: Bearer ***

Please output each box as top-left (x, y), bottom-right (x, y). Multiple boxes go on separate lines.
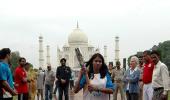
top-left (0, 48), bottom-right (17, 99)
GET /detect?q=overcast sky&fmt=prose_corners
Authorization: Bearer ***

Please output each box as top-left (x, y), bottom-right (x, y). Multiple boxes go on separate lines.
top-left (0, 0), bottom-right (170, 68)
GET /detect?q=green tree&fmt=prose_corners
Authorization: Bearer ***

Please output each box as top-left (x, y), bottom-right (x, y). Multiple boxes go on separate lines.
top-left (29, 63), bottom-right (33, 68)
top-left (127, 55), bottom-right (133, 68)
top-left (10, 52), bottom-right (20, 74)
top-left (157, 40), bottom-right (170, 71)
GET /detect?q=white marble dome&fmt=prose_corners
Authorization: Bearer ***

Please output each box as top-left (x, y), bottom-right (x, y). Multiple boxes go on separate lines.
top-left (68, 28), bottom-right (88, 44)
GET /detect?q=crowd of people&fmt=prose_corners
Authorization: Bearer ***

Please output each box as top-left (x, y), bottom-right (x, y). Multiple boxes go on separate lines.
top-left (0, 48), bottom-right (170, 100)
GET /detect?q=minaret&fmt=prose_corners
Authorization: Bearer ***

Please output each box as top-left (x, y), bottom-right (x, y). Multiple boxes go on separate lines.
top-left (39, 35), bottom-right (44, 69)
top-left (115, 36), bottom-right (120, 63)
top-left (46, 45), bottom-right (50, 65)
top-left (77, 21), bottom-right (79, 29)
top-left (104, 45), bottom-right (107, 64)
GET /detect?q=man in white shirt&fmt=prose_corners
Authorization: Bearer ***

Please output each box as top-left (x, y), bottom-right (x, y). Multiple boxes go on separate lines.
top-left (37, 67), bottom-right (45, 100)
top-left (151, 50), bottom-right (170, 100)
top-left (45, 65), bottom-right (55, 100)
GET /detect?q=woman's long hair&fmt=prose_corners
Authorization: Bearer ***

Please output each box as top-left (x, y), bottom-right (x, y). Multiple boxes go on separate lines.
top-left (85, 53), bottom-right (108, 79)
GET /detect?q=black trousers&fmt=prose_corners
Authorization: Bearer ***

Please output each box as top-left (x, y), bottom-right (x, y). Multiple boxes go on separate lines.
top-left (58, 85), bottom-right (69, 100)
top-left (0, 97), bottom-right (13, 100)
top-left (126, 91), bottom-right (138, 100)
top-left (18, 93), bottom-right (28, 100)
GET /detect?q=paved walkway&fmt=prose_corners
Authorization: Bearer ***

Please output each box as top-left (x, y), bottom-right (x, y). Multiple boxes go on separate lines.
top-left (35, 90), bottom-right (122, 100)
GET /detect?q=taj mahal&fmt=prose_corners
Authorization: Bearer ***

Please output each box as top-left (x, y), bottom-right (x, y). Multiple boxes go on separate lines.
top-left (38, 23), bottom-right (120, 72)
top-left (57, 23), bottom-right (102, 71)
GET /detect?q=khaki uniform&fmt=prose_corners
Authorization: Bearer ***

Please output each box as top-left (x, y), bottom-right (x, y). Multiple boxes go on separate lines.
top-left (112, 68), bottom-right (125, 100)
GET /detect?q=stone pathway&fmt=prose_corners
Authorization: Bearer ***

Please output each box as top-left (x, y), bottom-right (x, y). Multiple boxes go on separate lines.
top-left (35, 90), bottom-right (122, 100)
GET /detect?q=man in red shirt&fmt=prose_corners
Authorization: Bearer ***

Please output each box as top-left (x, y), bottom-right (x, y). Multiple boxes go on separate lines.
top-left (14, 57), bottom-right (29, 100)
top-left (142, 50), bottom-right (154, 100)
